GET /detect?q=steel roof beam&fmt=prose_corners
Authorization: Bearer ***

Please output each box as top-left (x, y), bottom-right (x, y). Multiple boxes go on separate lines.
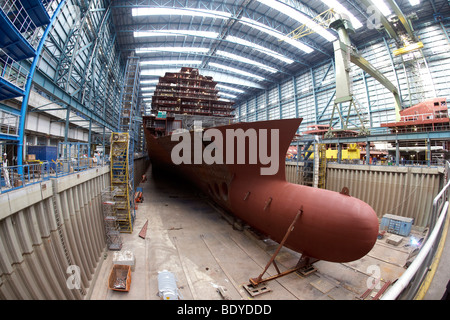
top-left (358, 0), bottom-right (401, 44)
top-left (384, 0), bottom-right (416, 40)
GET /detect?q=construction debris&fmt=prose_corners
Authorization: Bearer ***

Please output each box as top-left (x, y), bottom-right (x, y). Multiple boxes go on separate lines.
top-left (139, 220), bottom-right (148, 239)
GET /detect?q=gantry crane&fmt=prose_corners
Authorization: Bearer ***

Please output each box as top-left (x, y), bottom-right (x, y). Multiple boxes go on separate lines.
top-left (286, 4), bottom-right (427, 137)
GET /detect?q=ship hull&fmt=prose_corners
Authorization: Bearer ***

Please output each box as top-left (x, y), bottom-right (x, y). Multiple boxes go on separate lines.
top-left (143, 118), bottom-right (379, 263)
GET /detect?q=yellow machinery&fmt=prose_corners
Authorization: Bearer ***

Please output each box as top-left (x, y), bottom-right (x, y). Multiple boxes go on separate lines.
top-left (393, 41), bottom-right (423, 56)
top-left (306, 143), bottom-right (360, 161)
top-left (110, 132), bottom-right (133, 233)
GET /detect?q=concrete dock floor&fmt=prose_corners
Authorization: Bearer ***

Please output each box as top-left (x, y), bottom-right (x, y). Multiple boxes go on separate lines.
top-left (89, 166), bottom-right (423, 300)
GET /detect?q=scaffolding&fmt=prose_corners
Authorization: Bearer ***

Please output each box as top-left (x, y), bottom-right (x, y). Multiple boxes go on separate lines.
top-left (110, 132), bottom-right (133, 233)
top-left (118, 55), bottom-right (140, 133)
top-left (101, 186), bottom-right (123, 250)
top-left (109, 55), bottom-right (141, 233)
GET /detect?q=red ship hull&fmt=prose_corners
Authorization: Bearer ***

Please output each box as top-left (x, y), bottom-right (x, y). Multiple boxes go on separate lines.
top-left (143, 117), bottom-right (379, 263)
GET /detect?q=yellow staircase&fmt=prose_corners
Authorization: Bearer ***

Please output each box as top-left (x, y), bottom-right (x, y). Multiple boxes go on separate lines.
top-left (110, 132), bottom-right (133, 233)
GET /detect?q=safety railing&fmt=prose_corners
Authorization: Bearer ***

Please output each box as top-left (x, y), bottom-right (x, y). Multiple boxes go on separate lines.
top-left (0, 158), bottom-right (107, 193)
top-left (305, 123), bottom-right (450, 139)
top-left (0, 49), bottom-right (29, 89)
top-left (0, 0), bottom-right (40, 48)
top-left (381, 160), bottom-right (450, 300)
top-left (0, 109), bottom-right (20, 136)
top-left (1, 161), bottom-right (50, 193)
top-left (401, 113), bottom-right (435, 122)
top-left (324, 158), bottom-right (446, 167)
top-left (51, 157), bottom-right (105, 177)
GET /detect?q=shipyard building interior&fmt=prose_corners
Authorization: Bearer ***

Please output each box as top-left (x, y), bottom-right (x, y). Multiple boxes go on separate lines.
top-left (1, 0), bottom-right (450, 303)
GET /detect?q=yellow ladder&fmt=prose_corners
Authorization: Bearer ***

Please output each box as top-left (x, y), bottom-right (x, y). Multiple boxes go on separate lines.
top-left (110, 132), bottom-right (133, 233)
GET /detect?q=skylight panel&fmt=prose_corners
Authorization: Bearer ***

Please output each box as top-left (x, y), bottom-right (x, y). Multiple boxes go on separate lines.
top-left (136, 47), bottom-right (210, 54)
top-left (132, 6), bottom-right (301, 61)
top-left (140, 60), bottom-right (202, 66)
top-left (209, 62), bottom-right (266, 81)
top-left (226, 36), bottom-right (294, 64)
top-left (141, 86), bottom-right (156, 91)
top-left (256, 0), bottom-right (337, 42)
top-left (219, 92), bottom-right (237, 99)
top-left (216, 50), bottom-right (278, 73)
top-left (140, 69), bottom-right (264, 89)
top-left (320, 0), bottom-right (363, 29)
top-left (131, 7), bottom-right (232, 19)
top-left (370, 0), bottom-right (392, 16)
top-left (141, 69), bottom-right (178, 76)
top-left (240, 17), bottom-right (314, 53)
top-left (134, 30), bottom-right (219, 39)
top-left (140, 79), bottom-right (159, 84)
top-left (217, 84), bottom-right (244, 93)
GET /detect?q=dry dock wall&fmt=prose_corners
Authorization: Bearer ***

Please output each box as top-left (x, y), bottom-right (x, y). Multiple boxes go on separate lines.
top-left (0, 166), bottom-right (110, 299)
top-left (286, 163), bottom-right (444, 228)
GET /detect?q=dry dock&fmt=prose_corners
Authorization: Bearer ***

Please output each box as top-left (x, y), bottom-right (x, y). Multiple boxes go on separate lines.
top-left (89, 166), bottom-right (425, 300)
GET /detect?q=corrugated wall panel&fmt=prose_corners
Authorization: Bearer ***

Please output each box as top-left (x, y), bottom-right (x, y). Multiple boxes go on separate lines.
top-left (285, 163), bottom-right (443, 227)
top-left (0, 167), bottom-right (109, 299)
top-left (324, 164), bottom-right (442, 227)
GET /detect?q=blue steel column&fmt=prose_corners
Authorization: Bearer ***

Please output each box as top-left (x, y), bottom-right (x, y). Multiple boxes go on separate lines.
top-left (17, 0), bottom-right (68, 169)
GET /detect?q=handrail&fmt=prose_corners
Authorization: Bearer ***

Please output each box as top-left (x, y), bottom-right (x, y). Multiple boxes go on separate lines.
top-left (381, 201), bottom-right (449, 300)
top-left (1, 161), bottom-right (50, 193)
top-left (1, 159), bottom-right (107, 194)
top-left (430, 174), bottom-right (450, 228)
top-left (381, 160), bottom-right (450, 299)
